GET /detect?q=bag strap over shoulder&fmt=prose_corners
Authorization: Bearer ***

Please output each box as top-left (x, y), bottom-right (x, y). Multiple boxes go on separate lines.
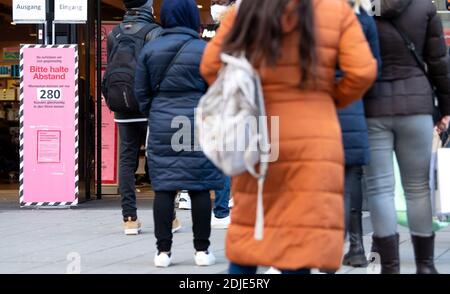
top-left (153, 39), bottom-right (195, 93)
top-left (389, 20), bottom-right (442, 123)
top-left (389, 20), bottom-right (432, 85)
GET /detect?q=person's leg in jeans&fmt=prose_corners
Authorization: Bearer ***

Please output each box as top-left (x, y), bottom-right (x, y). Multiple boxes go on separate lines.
top-left (364, 117), bottom-right (397, 237)
top-left (344, 166), bottom-right (364, 231)
top-left (229, 263), bottom-right (258, 274)
top-left (213, 176), bottom-right (231, 219)
top-left (394, 115), bottom-right (433, 236)
top-left (118, 122), bottom-right (148, 220)
top-left (394, 115), bottom-right (437, 274)
top-left (343, 165), bottom-right (367, 267)
top-left (153, 191), bottom-right (177, 253)
top-left (364, 117), bottom-right (400, 274)
top-left (189, 190), bottom-right (212, 251)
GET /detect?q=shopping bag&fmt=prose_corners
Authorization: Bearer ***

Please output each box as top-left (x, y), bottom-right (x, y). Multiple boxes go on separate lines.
top-left (436, 134), bottom-right (450, 217)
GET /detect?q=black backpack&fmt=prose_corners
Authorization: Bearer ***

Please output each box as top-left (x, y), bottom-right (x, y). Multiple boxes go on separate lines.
top-left (102, 23), bottom-right (158, 114)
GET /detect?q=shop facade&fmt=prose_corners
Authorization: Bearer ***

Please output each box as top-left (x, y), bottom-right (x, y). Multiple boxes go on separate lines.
top-left (0, 0), bottom-right (448, 205)
top-left (0, 0), bottom-right (214, 205)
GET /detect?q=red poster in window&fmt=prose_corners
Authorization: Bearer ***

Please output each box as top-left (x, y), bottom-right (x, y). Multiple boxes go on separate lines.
top-left (445, 28), bottom-right (450, 46)
top-left (95, 23), bottom-right (119, 186)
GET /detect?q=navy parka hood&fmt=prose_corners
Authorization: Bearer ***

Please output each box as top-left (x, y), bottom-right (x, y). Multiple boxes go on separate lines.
top-left (160, 0), bottom-right (201, 31)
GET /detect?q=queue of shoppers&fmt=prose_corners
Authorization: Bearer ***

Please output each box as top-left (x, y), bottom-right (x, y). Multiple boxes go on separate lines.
top-left (101, 0), bottom-right (450, 274)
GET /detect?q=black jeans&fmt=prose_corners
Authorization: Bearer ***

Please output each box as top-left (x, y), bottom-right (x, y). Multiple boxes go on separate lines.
top-left (344, 165), bottom-right (364, 232)
top-left (154, 190), bottom-right (212, 252)
top-left (118, 122), bottom-right (147, 219)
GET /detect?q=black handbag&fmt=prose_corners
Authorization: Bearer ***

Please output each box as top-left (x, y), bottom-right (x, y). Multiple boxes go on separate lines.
top-left (389, 20), bottom-right (442, 124)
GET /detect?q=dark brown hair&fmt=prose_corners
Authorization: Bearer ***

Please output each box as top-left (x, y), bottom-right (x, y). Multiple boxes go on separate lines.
top-left (222, 0), bottom-right (317, 87)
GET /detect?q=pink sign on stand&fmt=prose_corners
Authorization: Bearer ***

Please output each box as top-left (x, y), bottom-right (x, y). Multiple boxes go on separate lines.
top-left (19, 45), bottom-right (79, 207)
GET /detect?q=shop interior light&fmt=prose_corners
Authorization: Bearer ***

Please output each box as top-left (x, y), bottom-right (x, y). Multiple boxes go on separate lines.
top-left (10, 22), bottom-right (16, 25)
top-left (197, 5), bottom-right (203, 9)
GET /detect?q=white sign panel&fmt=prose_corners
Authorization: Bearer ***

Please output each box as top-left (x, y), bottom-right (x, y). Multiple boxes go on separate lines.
top-left (13, 0), bottom-right (46, 24)
top-left (54, 0), bottom-right (88, 23)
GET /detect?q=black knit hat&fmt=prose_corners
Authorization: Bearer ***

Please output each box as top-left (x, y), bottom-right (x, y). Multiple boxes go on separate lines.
top-left (123, 0), bottom-right (151, 9)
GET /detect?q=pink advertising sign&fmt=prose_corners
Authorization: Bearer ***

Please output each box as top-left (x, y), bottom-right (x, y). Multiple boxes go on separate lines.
top-left (19, 45), bottom-right (78, 207)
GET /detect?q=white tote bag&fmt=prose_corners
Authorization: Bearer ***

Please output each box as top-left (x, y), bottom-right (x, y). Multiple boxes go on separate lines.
top-left (436, 137), bottom-right (450, 216)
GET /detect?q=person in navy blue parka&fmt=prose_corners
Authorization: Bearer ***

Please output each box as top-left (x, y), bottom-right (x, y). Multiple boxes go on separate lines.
top-left (134, 0), bottom-right (224, 268)
top-left (338, 0), bottom-right (381, 268)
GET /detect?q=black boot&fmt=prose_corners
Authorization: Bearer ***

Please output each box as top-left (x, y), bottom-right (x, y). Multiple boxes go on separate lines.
top-left (411, 233), bottom-right (439, 274)
top-left (372, 234), bottom-right (400, 274)
top-left (343, 211), bottom-right (368, 267)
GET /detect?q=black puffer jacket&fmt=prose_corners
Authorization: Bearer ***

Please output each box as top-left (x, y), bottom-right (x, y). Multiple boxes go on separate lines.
top-left (364, 0), bottom-right (450, 117)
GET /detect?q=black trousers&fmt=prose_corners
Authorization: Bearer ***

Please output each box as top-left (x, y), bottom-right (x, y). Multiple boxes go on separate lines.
top-left (154, 190), bottom-right (212, 252)
top-left (118, 122), bottom-right (147, 218)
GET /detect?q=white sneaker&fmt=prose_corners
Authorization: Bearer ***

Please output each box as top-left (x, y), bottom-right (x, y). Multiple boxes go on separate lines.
top-left (194, 251), bottom-right (216, 266)
top-left (265, 267), bottom-right (282, 274)
top-left (154, 252), bottom-right (172, 268)
top-left (178, 191), bottom-right (191, 210)
top-left (211, 214), bottom-right (230, 229)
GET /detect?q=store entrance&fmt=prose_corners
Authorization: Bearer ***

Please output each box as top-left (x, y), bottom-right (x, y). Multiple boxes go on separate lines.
top-left (0, 1), bottom-right (33, 198)
top-left (0, 0), bottom-right (96, 204)
top-left (0, 0), bottom-right (216, 204)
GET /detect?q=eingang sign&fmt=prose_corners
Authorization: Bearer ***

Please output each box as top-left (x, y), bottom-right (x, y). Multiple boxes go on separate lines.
top-left (54, 0), bottom-right (88, 24)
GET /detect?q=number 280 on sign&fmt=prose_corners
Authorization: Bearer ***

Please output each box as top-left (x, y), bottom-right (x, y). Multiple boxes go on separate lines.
top-left (37, 88), bottom-right (62, 100)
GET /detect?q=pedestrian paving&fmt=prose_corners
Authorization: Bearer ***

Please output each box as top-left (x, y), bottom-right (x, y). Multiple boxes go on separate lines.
top-left (0, 198), bottom-right (449, 274)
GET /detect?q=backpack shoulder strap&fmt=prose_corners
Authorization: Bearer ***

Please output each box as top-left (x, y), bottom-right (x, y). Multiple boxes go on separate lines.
top-left (134, 23), bottom-right (159, 41)
top-left (111, 25), bottom-right (124, 39)
top-left (145, 26), bottom-right (163, 43)
top-left (114, 22), bottom-right (157, 41)
top-left (153, 39), bottom-right (195, 93)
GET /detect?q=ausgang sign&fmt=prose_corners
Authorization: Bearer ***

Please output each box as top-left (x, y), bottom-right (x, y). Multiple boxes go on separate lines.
top-left (54, 0), bottom-right (88, 23)
top-left (12, 0), bottom-right (46, 24)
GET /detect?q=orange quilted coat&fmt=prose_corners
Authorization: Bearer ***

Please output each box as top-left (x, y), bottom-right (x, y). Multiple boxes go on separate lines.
top-left (200, 0), bottom-right (377, 271)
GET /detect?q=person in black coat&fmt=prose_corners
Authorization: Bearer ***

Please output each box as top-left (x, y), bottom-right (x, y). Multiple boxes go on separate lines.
top-left (104, 0), bottom-right (163, 236)
top-left (363, 0), bottom-right (450, 274)
top-left (337, 0), bottom-right (381, 268)
top-left (134, 0), bottom-right (224, 268)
